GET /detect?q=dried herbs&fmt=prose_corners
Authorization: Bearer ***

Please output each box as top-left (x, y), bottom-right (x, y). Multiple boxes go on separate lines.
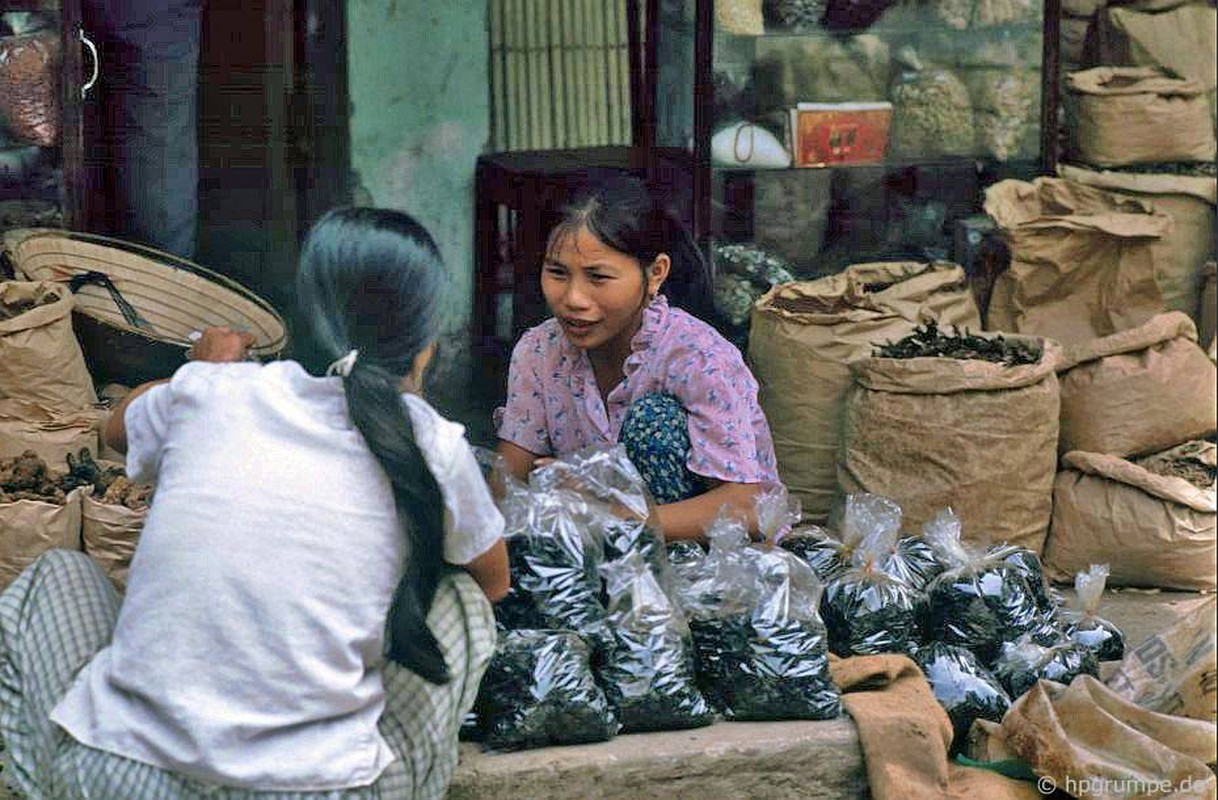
top-left (993, 634), bottom-right (1099, 699)
top-left (476, 629), bottom-right (619, 751)
top-left (821, 508), bottom-right (921, 657)
top-left (0, 450), bottom-right (64, 504)
top-left (493, 489), bottom-right (610, 653)
top-left (597, 553), bottom-right (713, 733)
top-left (688, 548), bottom-right (840, 720)
top-left (923, 509), bottom-right (1042, 663)
top-left (60, 448), bottom-right (124, 496)
top-left (0, 290), bottom-right (53, 320)
top-left (917, 642), bottom-right (1012, 747)
top-left (874, 320), bottom-right (1040, 366)
top-left (1059, 565), bottom-right (1125, 662)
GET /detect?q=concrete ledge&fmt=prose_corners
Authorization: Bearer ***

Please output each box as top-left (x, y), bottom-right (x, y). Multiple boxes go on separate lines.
top-left (448, 718), bottom-right (868, 800)
top-left (448, 588), bottom-right (1212, 800)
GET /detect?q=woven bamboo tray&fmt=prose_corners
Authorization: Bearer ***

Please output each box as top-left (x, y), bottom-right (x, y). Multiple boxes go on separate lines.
top-left (3, 228), bottom-right (288, 386)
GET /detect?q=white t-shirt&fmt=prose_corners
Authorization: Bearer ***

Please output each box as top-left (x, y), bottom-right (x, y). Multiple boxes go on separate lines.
top-left (50, 360), bottom-right (504, 791)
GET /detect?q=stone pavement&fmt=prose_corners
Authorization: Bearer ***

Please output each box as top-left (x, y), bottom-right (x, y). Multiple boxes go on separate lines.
top-left (0, 588), bottom-right (1209, 800)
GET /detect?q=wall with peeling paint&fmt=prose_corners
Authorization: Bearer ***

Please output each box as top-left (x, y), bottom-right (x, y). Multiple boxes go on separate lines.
top-left (346, 1), bottom-right (489, 332)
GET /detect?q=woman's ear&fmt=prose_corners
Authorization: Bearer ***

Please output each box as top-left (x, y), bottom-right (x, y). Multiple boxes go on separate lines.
top-left (648, 253), bottom-right (672, 298)
top-left (401, 341), bottom-right (437, 393)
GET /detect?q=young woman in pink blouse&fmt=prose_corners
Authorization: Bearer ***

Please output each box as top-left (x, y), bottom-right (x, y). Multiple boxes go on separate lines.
top-left (496, 174), bottom-right (780, 541)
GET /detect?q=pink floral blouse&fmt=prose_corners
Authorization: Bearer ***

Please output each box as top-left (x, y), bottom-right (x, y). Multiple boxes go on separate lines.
top-left (495, 296), bottom-right (779, 485)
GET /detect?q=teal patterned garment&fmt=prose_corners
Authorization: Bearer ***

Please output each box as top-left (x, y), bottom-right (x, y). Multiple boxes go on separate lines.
top-left (619, 392), bottom-right (708, 504)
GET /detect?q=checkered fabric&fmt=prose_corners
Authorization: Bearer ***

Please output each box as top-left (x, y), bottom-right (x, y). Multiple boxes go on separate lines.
top-left (0, 549), bottom-right (494, 800)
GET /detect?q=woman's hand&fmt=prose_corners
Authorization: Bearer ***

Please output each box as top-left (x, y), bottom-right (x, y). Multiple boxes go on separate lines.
top-left (188, 326), bottom-right (256, 363)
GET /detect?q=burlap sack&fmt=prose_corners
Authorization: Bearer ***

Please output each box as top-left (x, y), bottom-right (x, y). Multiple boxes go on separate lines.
top-left (1065, 67), bottom-right (1216, 167)
top-left (1106, 596), bottom-right (1217, 724)
top-left (748, 262), bottom-right (981, 522)
top-left (984, 177), bottom-right (1169, 348)
top-left (1201, 261), bottom-right (1216, 347)
top-left (0, 486), bottom-right (83, 591)
top-left (0, 281), bottom-right (97, 411)
top-left (1087, 4), bottom-right (1218, 124)
top-left (0, 400), bottom-right (99, 470)
top-left (1059, 165), bottom-right (1216, 317)
top-left (1058, 313), bottom-right (1217, 458)
top-left (82, 492), bottom-right (145, 594)
top-left (1001, 676), bottom-right (1217, 799)
top-left (838, 335), bottom-right (1060, 553)
top-left (1044, 447), bottom-right (1216, 590)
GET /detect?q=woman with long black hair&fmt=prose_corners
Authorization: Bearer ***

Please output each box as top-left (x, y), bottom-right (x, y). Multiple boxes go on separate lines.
top-left (0, 207), bottom-right (508, 799)
top-left (496, 174), bottom-right (780, 541)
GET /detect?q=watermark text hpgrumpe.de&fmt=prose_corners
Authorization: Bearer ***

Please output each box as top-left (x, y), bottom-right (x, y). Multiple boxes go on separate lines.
top-left (1038, 773), bottom-right (1207, 797)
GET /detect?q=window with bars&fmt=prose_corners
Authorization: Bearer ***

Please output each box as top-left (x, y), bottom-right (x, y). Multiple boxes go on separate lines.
top-left (488, 0), bottom-right (634, 151)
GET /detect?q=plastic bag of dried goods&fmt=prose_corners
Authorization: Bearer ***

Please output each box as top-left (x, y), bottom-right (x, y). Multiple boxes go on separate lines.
top-left (666, 540), bottom-right (707, 586)
top-left (755, 484), bottom-right (802, 544)
top-left (683, 514), bottom-right (840, 719)
top-left (687, 539), bottom-right (840, 721)
top-left (476, 629), bottom-right (619, 751)
top-left (884, 524), bottom-right (944, 593)
top-left (917, 641), bottom-right (1012, 748)
top-left (822, 521), bottom-right (922, 656)
top-left (532, 445), bottom-right (668, 584)
top-left (993, 633), bottom-right (1099, 699)
top-left (924, 509), bottom-right (1043, 662)
top-left (1060, 565), bottom-right (1126, 662)
top-left (597, 552), bottom-right (713, 733)
top-left (0, 31), bottom-right (60, 146)
top-left (987, 542), bottom-right (1060, 616)
top-left (782, 493), bottom-right (896, 582)
top-left (889, 52), bottom-right (976, 158)
top-left (493, 482), bottom-right (610, 653)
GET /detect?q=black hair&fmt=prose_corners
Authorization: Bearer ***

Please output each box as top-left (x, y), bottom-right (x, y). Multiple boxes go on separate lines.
top-left (295, 206), bottom-right (451, 685)
top-left (550, 173), bottom-right (716, 321)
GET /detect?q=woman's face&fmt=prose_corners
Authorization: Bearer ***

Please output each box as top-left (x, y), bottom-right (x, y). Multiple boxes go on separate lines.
top-left (541, 223), bottom-right (668, 356)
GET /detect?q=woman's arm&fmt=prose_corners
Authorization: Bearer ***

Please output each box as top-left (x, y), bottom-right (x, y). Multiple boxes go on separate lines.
top-left (462, 538), bottom-right (510, 602)
top-left (496, 439), bottom-right (541, 484)
top-left (656, 480), bottom-right (764, 542)
top-left (104, 326), bottom-right (255, 455)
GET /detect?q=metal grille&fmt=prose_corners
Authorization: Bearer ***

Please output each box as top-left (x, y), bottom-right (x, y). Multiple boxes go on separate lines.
top-left (489, 0), bottom-right (633, 151)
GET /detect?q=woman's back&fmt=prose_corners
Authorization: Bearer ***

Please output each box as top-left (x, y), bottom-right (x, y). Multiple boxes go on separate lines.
top-left (52, 360), bottom-right (406, 789)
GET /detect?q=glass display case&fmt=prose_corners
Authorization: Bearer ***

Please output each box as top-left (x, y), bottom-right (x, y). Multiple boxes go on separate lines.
top-left (652, 0), bottom-right (1057, 278)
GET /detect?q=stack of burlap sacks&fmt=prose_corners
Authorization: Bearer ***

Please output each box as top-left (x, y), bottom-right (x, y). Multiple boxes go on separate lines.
top-left (748, 180), bottom-right (1216, 588)
top-left (0, 279), bottom-right (144, 593)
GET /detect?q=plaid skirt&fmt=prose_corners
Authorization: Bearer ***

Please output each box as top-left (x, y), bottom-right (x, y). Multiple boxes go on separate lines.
top-left (0, 549), bottom-right (495, 800)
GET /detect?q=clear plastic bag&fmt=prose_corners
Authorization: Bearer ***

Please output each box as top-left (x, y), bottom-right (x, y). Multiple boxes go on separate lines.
top-left (476, 629), bottom-right (619, 751)
top-left (993, 633), bottom-right (1099, 699)
top-left (1060, 565), bottom-right (1125, 662)
top-left (493, 484), bottom-right (611, 652)
top-left (923, 509), bottom-right (1042, 663)
top-left (917, 641), bottom-right (1012, 747)
top-left (684, 517), bottom-right (840, 720)
top-left (755, 484), bottom-right (802, 544)
top-left (890, 51), bottom-right (975, 158)
top-left (0, 31), bottom-right (59, 146)
top-left (781, 493), bottom-right (895, 582)
top-left (532, 445), bottom-right (668, 584)
top-left (988, 542), bottom-right (1059, 616)
top-left (598, 552), bottom-right (713, 733)
top-left (822, 521), bottom-right (922, 656)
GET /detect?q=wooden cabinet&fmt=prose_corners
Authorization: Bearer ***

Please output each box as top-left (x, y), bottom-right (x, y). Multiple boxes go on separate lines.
top-left (651, 0), bottom-right (1061, 278)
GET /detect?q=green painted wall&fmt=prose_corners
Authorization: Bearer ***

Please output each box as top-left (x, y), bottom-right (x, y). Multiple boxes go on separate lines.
top-left (346, 1), bottom-right (489, 332)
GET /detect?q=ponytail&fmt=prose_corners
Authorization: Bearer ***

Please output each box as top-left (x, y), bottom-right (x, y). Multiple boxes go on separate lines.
top-left (295, 206), bottom-right (452, 685)
top-left (344, 360), bottom-right (450, 684)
